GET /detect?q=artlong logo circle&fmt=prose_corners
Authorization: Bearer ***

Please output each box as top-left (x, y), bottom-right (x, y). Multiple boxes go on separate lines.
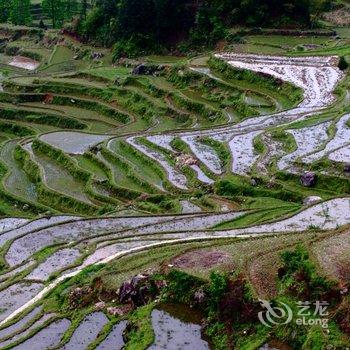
top-left (258, 299), bottom-right (293, 327)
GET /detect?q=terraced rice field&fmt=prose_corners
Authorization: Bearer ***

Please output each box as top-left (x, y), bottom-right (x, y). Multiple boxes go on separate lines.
top-left (0, 27), bottom-right (349, 348)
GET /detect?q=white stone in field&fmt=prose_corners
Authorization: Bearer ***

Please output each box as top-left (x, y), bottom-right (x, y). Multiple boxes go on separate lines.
top-left (303, 196), bottom-right (322, 206)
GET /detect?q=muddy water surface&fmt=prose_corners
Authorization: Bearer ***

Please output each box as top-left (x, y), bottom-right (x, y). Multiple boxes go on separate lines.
top-left (96, 320), bottom-right (128, 350)
top-left (148, 304), bottom-right (210, 349)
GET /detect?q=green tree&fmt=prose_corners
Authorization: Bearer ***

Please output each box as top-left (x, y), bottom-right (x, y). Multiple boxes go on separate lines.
top-left (63, 0), bottom-right (79, 20)
top-left (9, 0), bottom-right (31, 25)
top-left (43, 0), bottom-right (79, 27)
top-left (338, 56), bottom-right (349, 71)
top-left (79, 0), bottom-right (331, 54)
top-left (80, 0), bottom-right (88, 19)
top-left (0, 1), bottom-right (10, 22)
top-left (42, 0), bottom-right (64, 28)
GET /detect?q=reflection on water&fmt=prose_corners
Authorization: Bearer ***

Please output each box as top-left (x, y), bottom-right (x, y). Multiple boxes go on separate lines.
top-left (61, 312), bottom-right (109, 349)
top-left (96, 320), bottom-right (128, 350)
top-left (148, 304), bottom-right (210, 349)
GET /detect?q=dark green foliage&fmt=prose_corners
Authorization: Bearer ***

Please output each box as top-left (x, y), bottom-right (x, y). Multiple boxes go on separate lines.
top-left (0, 2), bottom-right (10, 22)
top-left (9, 0), bottom-right (31, 25)
top-left (2, 82), bottom-right (131, 124)
top-left (338, 56), bottom-right (348, 71)
top-left (15, 144), bottom-right (98, 215)
top-left (4, 81), bottom-right (132, 124)
top-left (80, 0), bottom-right (88, 19)
top-left (190, 0), bottom-right (330, 46)
top-left (165, 269), bottom-right (261, 348)
top-left (78, 0), bottom-right (331, 54)
top-left (164, 65), bottom-right (259, 119)
top-left (165, 269), bottom-right (205, 303)
top-left (0, 108), bottom-right (86, 130)
top-left (162, 248), bottom-right (346, 349)
top-left (45, 264), bottom-right (105, 309)
top-left (165, 66), bottom-right (201, 88)
top-left (4, 45), bottom-right (20, 56)
top-left (100, 146), bottom-right (157, 194)
top-left (279, 245), bottom-right (336, 301)
top-left (51, 95), bottom-right (130, 124)
top-left (144, 194), bottom-right (180, 212)
top-left (81, 0), bottom-right (192, 50)
top-left (42, 0), bottom-right (63, 28)
top-left (276, 171), bottom-right (350, 195)
top-left (171, 92), bottom-right (223, 122)
top-left (213, 274), bottom-right (261, 327)
top-left (0, 120), bottom-right (34, 137)
top-left (20, 50), bottom-right (42, 61)
top-left (215, 178), bottom-right (303, 203)
top-left (26, 114), bottom-right (86, 129)
top-left (42, 0), bottom-right (80, 28)
top-left (14, 145), bottom-right (42, 183)
top-left (207, 271), bottom-right (229, 311)
top-left (99, 181), bottom-right (141, 200)
top-left (170, 137), bottom-right (188, 153)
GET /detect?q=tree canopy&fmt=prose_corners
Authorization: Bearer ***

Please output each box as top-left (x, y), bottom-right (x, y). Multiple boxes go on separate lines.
top-left (78, 0), bottom-right (331, 55)
top-left (0, 0), bottom-right (333, 55)
top-left (1, 0), bottom-right (31, 25)
top-left (42, 0), bottom-right (81, 28)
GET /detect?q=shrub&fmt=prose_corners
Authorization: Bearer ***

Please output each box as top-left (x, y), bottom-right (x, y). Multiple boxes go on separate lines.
top-left (112, 37), bottom-right (147, 59)
top-left (165, 269), bottom-right (205, 303)
top-left (338, 56), bottom-right (348, 71)
top-left (279, 245), bottom-right (337, 301)
top-left (208, 271), bottom-right (229, 311)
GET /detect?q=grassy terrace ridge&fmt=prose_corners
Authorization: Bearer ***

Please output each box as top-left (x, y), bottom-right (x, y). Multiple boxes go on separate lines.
top-left (38, 226), bottom-right (350, 349)
top-left (0, 21), bottom-right (349, 350)
top-left (0, 30), bottom-right (309, 217)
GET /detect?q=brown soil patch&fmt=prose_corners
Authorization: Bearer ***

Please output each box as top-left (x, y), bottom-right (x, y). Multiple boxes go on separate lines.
top-left (312, 229), bottom-right (350, 283)
top-left (171, 249), bottom-right (233, 270)
top-left (249, 251), bottom-right (281, 299)
top-left (335, 259), bottom-right (350, 283)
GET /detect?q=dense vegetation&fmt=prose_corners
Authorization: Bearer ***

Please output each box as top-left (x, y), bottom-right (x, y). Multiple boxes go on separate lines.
top-left (0, 0), bottom-right (86, 27)
top-left (76, 0), bottom-right (333, 56)
top-left (0, 1), bottom-right (349, 348)
top-left (0, 0), bottom-right (335, 55)
top-left (159, 245), bottom-right (348, 349)
top-left (53, 244), bottom-right (349, 349)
